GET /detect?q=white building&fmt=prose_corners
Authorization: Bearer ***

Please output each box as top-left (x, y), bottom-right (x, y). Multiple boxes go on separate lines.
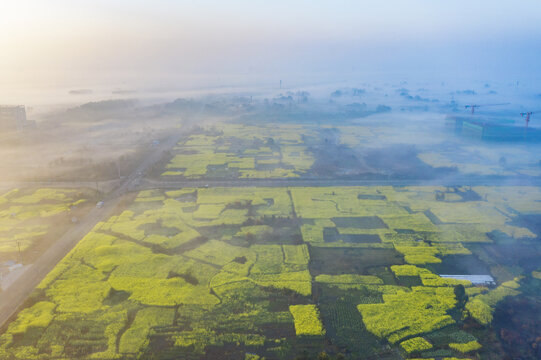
top-left (440, 274), bottom-right (496, 286)
top-left (0, 105), bottom-right (28, 131)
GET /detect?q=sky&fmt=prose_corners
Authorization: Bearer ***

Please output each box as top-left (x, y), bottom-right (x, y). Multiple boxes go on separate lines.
top-left (1, 0), bottom-right (541, 92)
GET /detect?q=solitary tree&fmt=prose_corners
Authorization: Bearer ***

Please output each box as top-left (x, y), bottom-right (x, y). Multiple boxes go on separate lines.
top-left (454, 284), bottom-right (468, 311)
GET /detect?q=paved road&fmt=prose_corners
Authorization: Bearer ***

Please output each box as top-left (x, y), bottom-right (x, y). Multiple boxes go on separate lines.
top-left (0, 132), bottom-right (183, 328)
top-left (134, 176), bottom-right (541, 190)
top-left (5, 174), bottom-right (541, 192)
top-left (0, 180), bottom-right (120, 191)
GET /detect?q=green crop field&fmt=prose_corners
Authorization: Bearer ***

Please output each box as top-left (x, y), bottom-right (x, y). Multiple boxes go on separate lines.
top-left (157, 121), bottom-right (541, 181)
top-left (1, 186), bottom-right (540, 359)
top-left (0, 188), bottom-right (89, 257)
top-left (160, 124), bottom-right (318, 179)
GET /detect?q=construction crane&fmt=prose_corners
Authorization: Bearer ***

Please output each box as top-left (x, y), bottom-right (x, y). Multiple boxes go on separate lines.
top-left (520, 111), bottom-right (537, 128)
top-left (464, 103), bottom-right (509, 114)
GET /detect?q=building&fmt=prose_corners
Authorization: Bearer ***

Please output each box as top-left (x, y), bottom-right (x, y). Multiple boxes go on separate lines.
top-left (0, 105), bottom-right (28, 131)
top-left (446, 115), bottom-right (541, 142)
top-left (440, 274), bottom-right (496, 286)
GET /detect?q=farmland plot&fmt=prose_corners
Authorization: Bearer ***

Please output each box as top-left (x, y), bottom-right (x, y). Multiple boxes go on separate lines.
top-left (0, 188), bottom-right (89, 260)
top-left (1, 186), bottom-right (539, 359)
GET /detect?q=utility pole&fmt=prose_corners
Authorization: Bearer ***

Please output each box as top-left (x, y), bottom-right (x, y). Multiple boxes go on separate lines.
top-left (95, 180), bottom-right (100, 200)
top-left (116, 160), bottom-right (121, 179)
top-left (17, 241), bottom-right (22, 263)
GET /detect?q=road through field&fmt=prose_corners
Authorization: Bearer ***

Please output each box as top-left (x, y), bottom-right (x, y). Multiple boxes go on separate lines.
top-left (135, 176), bottom-right (541, 190)
top-left (0, 132), bottom-right (183, 329)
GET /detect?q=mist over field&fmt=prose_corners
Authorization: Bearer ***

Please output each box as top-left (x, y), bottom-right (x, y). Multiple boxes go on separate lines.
top-left (2, 0), bottom-right (541, 103)
top-left (0, 1), bottom-right (541, 360)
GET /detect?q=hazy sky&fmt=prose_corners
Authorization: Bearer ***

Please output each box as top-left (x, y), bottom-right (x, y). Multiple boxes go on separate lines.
top-left (1, 0), bottom-right (541, 90)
